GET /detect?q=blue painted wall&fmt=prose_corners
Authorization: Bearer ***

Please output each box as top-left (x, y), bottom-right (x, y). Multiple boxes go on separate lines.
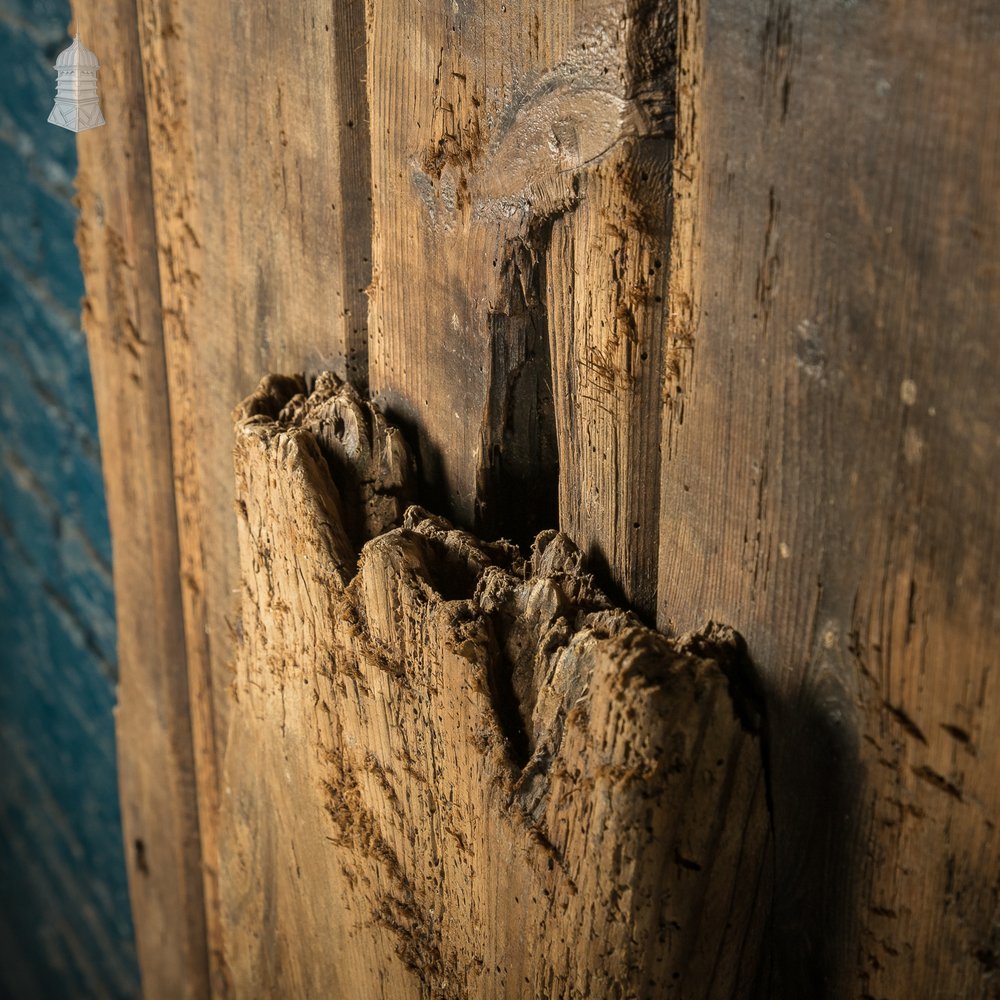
top-left (0, 2), bottom-right (139, 996)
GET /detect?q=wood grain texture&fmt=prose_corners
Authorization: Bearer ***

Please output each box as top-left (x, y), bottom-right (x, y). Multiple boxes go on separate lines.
top-left (128, 1), bottom-right (374, 990)
top-left (546, 136), bottom-right (671, 620)
top-left (77, 0), bottom-right (1000, 994)
top-left (660, 1), bottom-right (1000, 995)
top-left (220, 373), bottom-right (770, 998)
top-left (365, 0), bottom-right (673, 616)
top-left (71, 0), bottom-right (209, 995)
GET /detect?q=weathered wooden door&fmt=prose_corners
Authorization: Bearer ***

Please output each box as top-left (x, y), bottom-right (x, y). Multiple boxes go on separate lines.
top-left (76, 0), bottom-right (999, 997)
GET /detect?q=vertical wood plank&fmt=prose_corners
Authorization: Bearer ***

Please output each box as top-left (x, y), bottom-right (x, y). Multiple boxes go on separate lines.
top-left (365, 1), bottom-right (673, 616)
top-left (365, 0), bottom-right (565, 536)
top-left (218, 374), bottom-right (770, 998)
top-left (660, 1), bottom-right (1000, 994)
top-left (72, 1), bottom-right (209, 996)
top-left (80, 0), bottom-right (375, 993)
top-left (546, 137), bottom-right (671, 618)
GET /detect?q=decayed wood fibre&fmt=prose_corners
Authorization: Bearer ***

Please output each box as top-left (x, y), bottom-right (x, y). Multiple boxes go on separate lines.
top-left (222, 373), bottom-right (770, 999)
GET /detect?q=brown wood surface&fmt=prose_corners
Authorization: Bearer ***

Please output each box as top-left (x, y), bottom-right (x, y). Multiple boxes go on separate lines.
top-left (71, 1), bottom-right (209, 995)
top-left (365, 0), bottom-right (672, 618)
top-left (660, 1), bottom-right (1000, 996)
top-left (111, 1), bottom-right (374, 993)
top-left (221, 374), bottom-right (769, 999)
top-left (73, 0), bottom-right (1000, 995)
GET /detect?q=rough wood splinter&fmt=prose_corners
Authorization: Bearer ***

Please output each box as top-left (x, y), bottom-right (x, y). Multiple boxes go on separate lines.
top-left (222, 373), bottom-right (771, 999)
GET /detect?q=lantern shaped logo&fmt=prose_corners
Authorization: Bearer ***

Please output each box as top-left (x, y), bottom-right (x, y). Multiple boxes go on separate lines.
top-left (48, 34), bottom-right (105, 133)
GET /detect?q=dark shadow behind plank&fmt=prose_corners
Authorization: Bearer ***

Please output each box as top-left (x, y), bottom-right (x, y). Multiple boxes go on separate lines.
top-left (661, 1), bottom-right (1000, 995)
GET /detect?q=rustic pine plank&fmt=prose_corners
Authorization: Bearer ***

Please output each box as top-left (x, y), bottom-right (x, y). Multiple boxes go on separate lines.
top-left (78, 1), bottom-right (1000, 992)
top-left (660, 1), bottom-right (1000, 995)
top-left (546, 137), bottom-right (672, 619)
top-left (365, 1), bottom-right (673, 617)
top-left (71, 1), bottom-right (209, 996)
top-left (128, 2), bottom-right (374, 990)
top-left (219, 373), bottom-right (770, 998)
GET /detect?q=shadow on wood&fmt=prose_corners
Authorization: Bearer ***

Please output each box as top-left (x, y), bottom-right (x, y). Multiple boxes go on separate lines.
top-left (220, 373), bottom-right (772, 998)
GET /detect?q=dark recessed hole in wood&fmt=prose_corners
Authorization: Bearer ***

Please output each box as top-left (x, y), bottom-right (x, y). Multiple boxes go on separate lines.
top-left (475, 240), bottom-right (559, 549)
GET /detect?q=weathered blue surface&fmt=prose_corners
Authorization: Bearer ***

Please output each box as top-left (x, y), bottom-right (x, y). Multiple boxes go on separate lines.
top-left (0, 3), bottom-right (139, 996)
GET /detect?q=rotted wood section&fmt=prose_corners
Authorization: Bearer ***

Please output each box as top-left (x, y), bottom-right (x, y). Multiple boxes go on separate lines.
top-left (222, 374), bottom-right (770, 998)
top-left (73, 0), bottom-right (1000, 995)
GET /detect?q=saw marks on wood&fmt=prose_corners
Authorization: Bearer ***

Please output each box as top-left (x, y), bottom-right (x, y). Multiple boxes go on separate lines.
top-left (223, 373), bottom-right (770, 999)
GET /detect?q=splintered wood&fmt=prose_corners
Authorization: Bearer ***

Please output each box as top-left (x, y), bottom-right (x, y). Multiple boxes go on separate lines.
top-left (224, 374), bottom-right (769, 999)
